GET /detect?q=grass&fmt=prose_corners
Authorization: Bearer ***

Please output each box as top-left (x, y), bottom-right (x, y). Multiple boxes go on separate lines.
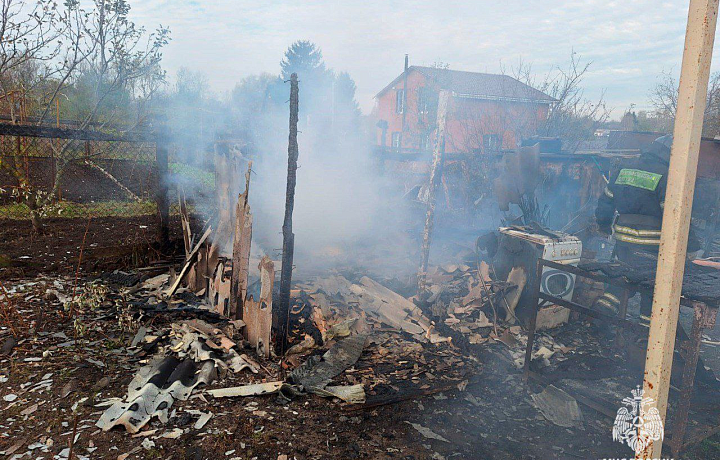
top-left (0, 158), bottom-right (213, 220)
top-left (0, 199), bottom-right (158, 219)
top-left (169, 162), bottom-right (215, 189)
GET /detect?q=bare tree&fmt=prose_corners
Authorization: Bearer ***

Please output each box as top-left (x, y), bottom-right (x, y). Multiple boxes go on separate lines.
top-left (449, 53), bottom-right (608, 157)
top-left (649, 70), bottom-right (720, 136)
top-left (439, 54), bottom-right (608, 218)
top-left (0, 0), bottom-right (63, 121)
top-left (1, 0), bottom-right (169, 230)
top-left (0, 0), bottom-right (60, 79)
top-left (514, 53), bottom-right (610, 152)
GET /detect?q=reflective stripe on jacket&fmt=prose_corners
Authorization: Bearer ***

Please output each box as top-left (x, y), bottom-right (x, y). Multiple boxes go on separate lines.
top-left (595, 149), bottom-right (701, 252)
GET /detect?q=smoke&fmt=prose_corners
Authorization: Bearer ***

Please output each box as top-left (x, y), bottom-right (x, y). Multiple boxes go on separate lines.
top-left (160, 59), bottom-right (419, 280)
top-left (246, 88), bottom-right (415, 278)
top-left (161, 47), bottom-right (541, 282)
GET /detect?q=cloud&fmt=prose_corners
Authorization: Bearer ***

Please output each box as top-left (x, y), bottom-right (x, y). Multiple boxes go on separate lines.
top-left (129, 0), bottom-right (720, 117)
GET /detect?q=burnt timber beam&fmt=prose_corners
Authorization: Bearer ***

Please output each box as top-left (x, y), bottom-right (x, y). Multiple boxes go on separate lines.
top-left (0, 123), bottom-right (156, 143)
top-left (277, 73), bottom-right (300, 355)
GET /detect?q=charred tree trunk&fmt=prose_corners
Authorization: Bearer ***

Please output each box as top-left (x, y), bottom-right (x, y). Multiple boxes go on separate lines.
top-left (277, 73), bottom-right (299, 354)
top-left (418, 90), bottom-right (450, 297)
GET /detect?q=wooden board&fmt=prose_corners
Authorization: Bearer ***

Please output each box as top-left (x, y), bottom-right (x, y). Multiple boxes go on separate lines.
top-left (243, 256), bottom-right (274, 358)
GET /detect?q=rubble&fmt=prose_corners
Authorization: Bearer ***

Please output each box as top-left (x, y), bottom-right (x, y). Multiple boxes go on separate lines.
top-left (314, 384), bottom-right (366, 404)
top-left (290, 334), bottom-right (367, 393)
top-left (242, 256), bottom-right (274, 358)
top-left (5, 247), bottom-right (720, 460)
top-left (405, 422), bottom-right (450, 443)
top-left (96, 357), bottom-right (216, 433)
top-left (95, 318), bottom-right (259, 433)
top-left (303, 275), bottom-right (432, 338)
top-left (530, 385), bottom-right (583, 428)
top-left (208, 381), bottom-right (284, 398)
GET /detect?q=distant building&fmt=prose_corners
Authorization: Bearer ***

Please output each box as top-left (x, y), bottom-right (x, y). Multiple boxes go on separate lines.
top-left (373, 62), bottom-right (556, 157)
top-left (594, 129), bottom-right (610, 137)
top-left (619, 111), bottom-right (639, 131)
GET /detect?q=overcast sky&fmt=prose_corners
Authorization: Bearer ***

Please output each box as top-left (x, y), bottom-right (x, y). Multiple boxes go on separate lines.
top-left (130, 0), bottom-right (718, 118)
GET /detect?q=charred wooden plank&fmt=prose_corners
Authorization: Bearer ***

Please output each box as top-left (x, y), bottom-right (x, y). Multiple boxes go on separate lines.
top-left (244, 256), bottom-right (275, 358)
top-left (164, 226), bottom-right (212, 298)
top-left (229, 163), bottom-right (253, 319)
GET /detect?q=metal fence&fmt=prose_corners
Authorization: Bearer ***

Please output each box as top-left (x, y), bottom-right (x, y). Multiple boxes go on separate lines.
top-left (0, 123), bottom-right (163, 220)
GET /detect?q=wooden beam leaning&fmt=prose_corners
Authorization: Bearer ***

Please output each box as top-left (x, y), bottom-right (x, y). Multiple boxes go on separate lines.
top-left (178, 188), bottom-right (191, 258)
top-left (164, 226), bottom-right (213, 298)
top-left (637, 1), bottom-right (719, 458)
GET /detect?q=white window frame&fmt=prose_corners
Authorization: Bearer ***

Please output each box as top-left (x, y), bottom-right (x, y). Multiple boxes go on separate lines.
top-left (391, 132), bottom-right (402, 150)
top-left (396, 89), bottom-right (405, 114)
top-left (483, 134), bottom-right (500, 152)
top-left (418, 87), bottom-right (430, 115)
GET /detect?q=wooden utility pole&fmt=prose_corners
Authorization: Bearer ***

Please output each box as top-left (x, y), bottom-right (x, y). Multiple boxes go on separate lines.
top-left (637, 1), bottom-right (718, 458)
top-left (418, 90), bottom-right (450, 296)
top-left (277, 73), bottom-right (299, 354)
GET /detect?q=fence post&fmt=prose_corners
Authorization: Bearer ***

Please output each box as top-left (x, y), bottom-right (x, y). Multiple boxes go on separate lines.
top-left (637, 0), bottom-right (719, 458)
top-left (155, 122), bottom-right (170, 247)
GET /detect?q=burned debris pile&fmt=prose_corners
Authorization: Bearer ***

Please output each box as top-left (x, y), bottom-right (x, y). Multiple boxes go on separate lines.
top-left (5, 76), bottom-right (720, 460)
top-left (96, 319), bottom-right (257, 434)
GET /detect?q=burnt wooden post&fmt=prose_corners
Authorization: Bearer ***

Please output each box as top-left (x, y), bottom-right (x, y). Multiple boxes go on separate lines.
top-left (155, 121), bottom-right (170, 248)
top-left (418, 90), bottom-right (450, 296)
top-left (277, 73), bottom-right (299, 354)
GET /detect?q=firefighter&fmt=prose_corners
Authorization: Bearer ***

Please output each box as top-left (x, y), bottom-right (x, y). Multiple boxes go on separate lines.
top-left (594, 134), bottom-right (702, 322)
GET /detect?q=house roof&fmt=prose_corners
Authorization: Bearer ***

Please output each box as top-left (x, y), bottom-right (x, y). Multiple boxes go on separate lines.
top-left (375, 66), bottom-right (556, 103)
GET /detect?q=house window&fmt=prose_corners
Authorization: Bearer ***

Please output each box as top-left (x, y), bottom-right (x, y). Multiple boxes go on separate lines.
top-left (419, 132), bottom-right (431, 151)
top-left (483, 134), bottom-right (500, 152)
top-left (418, 88), bottom-right (430, 115)
top-left (395, 90), bottom-right (405, 114)
top-left (391, 132), bottom-right (402, 150)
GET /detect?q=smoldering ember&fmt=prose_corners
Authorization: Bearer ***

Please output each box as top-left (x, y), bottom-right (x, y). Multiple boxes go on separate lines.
top-left (4, 2), bottom-right (720, 460)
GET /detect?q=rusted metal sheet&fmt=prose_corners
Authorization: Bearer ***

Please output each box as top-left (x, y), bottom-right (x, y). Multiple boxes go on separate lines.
top-left (244, 256), bottom-right (274, 358)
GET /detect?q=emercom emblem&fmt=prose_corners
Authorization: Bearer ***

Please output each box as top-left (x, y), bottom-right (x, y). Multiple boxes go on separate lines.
top-left (615, 169), bottom-right (662, 191)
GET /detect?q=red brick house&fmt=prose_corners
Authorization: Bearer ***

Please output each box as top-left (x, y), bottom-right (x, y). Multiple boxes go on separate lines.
top-left (374, 64), bottom-right (555, 156)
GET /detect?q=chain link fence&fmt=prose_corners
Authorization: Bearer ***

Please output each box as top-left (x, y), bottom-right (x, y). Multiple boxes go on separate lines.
top-left (0, 122), bottom-right (223, 254)
top-left (0, 123), bottom-right (221, 220)
top-left (167, 147), bottom-right (217, 217)
top-left (0, 126), bottom-right (161, 219)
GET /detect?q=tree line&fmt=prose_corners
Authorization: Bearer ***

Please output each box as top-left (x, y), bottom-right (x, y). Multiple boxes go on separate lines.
top-left (0, 0), bottom-right (362, 229)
